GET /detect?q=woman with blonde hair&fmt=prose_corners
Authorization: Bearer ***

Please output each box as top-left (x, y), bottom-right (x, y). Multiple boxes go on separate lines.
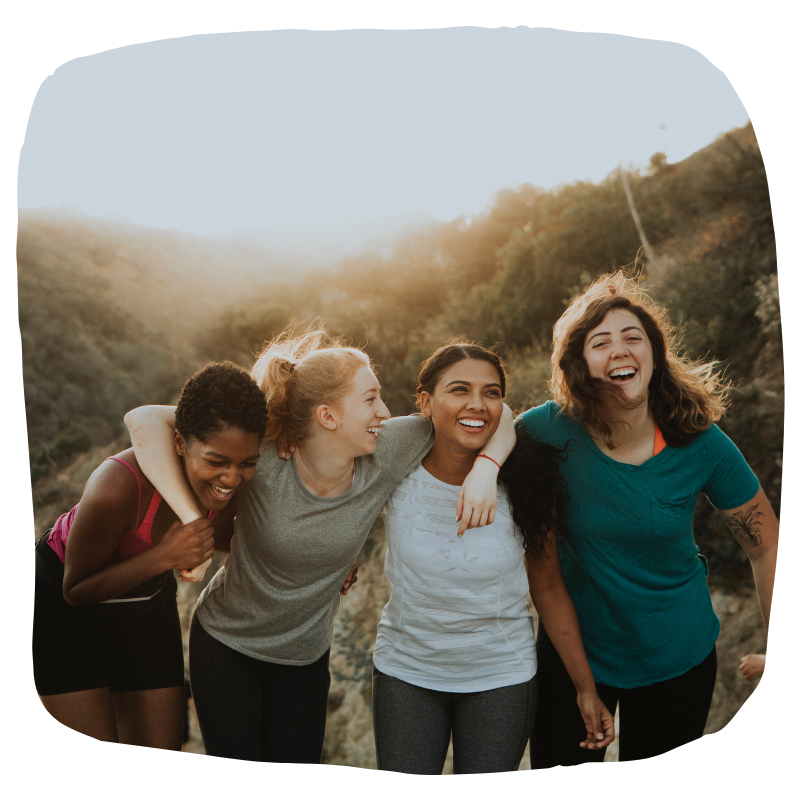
top-left (520, 271), bottom-right (779, 765)
top-left (124, 330), bottom-right (514, 763)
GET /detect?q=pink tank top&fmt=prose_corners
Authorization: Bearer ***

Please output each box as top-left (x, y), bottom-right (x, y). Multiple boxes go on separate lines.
top-left (48, 457), bottom-right (216, 563)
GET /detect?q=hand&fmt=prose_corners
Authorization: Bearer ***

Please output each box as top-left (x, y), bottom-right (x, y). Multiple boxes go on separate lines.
top-left (456, 457), bottom-right (499, 537)
top-left (277, 444), bottom-right (296, 461)
top-left (157, 518), bottom-right (215, 572)
top-left (341, 560), bottom-right (358, 595)
top-left (576, 691), bottom-right (615, 749)
top-left (178, 557), bottom-right (213, 583)
top-left (739, 653), bottom-right (766, 682)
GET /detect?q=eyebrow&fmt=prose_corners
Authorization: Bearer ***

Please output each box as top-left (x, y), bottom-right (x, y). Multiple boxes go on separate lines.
top-left (587, 325), bottom-right (644, 342)
top-left (444, 380), bottom-right (502, 389)
top-left (206, 450), bottom-right (260, 460)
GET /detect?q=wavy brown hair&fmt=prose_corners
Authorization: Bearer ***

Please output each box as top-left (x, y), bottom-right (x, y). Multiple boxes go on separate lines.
top-left (551, 271), bottom-right (730, 448)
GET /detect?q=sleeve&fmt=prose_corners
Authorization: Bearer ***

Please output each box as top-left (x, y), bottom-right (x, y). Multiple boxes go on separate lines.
top-left (374, 415), bottom-right (435, 477)
top-left (701, 424), bottom-right (761, 510)
top-left (517, 402), bottom-right (559, 445)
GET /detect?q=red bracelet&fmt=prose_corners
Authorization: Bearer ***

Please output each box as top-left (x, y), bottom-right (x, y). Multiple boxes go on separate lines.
top-left (476, 454), bottom-right (501, 470)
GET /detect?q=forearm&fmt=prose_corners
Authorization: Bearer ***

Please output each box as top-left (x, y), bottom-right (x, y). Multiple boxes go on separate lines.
top-left (750, 547), bottom-right (777, 630)
top-left (64, 547), bottom-right (170, 607)
top-left (479, 404), bottom-right (515, 466)
top-left (532, 584), bottom-right (597, 694)
top-left (124, 405), bottom-right (201, 523)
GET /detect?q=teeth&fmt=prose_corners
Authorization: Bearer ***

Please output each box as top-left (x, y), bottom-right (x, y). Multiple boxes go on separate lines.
top-left (367, 427), bottom-right (380, 434)
top-left (458, 419), bottom-right (485, 428)
top-left (609, 368), bottom-right (636, 378)
top-left (211, 485), bottom-right (232, 494)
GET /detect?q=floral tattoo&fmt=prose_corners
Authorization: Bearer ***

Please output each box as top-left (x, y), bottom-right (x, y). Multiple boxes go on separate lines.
top-left (726, 504), bottom-right (764, 548)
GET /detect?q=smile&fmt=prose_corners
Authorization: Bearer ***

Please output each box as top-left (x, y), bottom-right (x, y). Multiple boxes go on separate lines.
top-left (208, 484), bottom-right (234, 500)
top-left (458, 419), bottom-right (486, 429)
top-left (367, 426), bottom-right (380, 436)
top-left (608, 367), bottom-right (637, 382)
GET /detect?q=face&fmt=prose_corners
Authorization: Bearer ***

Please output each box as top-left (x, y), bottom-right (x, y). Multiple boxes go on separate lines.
top-left (176, 425), bottom-right (262, 512)
top-left (419, 359), bottom-right (504, 453)
top-left (329, 365), bottom-right (391, 457)
top-left (582, 309), bottom-right (655, 401)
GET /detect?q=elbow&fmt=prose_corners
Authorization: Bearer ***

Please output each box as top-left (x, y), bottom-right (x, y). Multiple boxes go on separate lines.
top-left (62, 583), bottom-right (91, 608)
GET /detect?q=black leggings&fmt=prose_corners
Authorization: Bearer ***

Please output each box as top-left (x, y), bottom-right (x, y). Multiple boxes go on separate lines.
top-left (531, 623), bottom-right (717, 766)
top-left (189, 614), bottom-right (331, 762)
top-left (372, 667), bottom-right (538, 774)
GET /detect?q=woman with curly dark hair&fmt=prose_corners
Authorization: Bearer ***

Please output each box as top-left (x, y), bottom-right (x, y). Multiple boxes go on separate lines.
top-left (521, 271), bottom-right (779, 765)
top-left (33, 362), bottom-right (267, 749)
top-left (371, 343), bottom-right (614, 774)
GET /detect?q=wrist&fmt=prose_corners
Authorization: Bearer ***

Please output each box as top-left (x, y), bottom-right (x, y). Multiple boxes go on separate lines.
top-left (476, 453), bottom-right (501, 470)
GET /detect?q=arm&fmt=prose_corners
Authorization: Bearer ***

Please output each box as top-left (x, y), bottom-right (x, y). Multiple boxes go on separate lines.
top-left (124, 405), bottom-right (202, 524)
top-left (526, 532), bottom-right (615, 749)
top-left (718, 486), bottom-right (779, 629)
top-left (62, 463), bottom-right (215, 606)
top-left (456, 403), bottom-right (516, 536)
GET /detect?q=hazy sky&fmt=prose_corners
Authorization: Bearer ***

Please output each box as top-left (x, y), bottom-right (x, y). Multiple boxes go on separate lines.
top-left (19, 27), bottom-right (749, 236)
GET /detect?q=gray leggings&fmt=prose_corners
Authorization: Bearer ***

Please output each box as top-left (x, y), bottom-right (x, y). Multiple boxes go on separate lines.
top-left (372, 667), bottom-right (537, 774)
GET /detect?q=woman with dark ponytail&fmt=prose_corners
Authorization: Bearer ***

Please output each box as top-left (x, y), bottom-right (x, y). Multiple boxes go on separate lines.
top-left (371, 343), bottom-right (614, 774)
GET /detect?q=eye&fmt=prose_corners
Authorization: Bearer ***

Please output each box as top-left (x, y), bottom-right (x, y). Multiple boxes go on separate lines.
top-left (206, 459), bottom-right (226, 467)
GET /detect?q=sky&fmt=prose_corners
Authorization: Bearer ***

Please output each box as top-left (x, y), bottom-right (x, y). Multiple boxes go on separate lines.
top-left (18, 27), bottom-right (750, 236)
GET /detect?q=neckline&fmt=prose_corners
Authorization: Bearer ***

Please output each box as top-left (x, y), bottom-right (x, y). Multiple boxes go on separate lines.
top-left (288, 451), bottom-right (362, 503)
top-left (578, 422), bottom-right (669, 470)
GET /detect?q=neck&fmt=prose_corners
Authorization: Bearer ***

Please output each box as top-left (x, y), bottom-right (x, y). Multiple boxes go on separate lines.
top-left (601, 399), bottom-right (654, 450)
top-left (421, 438), bottom-right (477, 486)
top-left (294, 436), bottom-right (356, 497)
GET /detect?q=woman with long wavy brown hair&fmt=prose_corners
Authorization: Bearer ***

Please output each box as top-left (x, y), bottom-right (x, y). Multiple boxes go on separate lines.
top-left (521, 270), bottom-right (779, 765)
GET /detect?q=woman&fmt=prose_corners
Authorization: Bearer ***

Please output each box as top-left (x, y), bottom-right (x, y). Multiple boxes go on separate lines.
top-left (371, 343), bottom-right (615, 774)
top-left (33, 362), bottom-right (267, 749)
top-left (521, 271), bottom-right (779, 765)
top-left (124, 330), bottom-right (514, 763)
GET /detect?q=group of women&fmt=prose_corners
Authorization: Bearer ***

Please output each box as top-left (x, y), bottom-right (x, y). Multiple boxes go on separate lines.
top-left (33, 271), bottom-right (778, 772)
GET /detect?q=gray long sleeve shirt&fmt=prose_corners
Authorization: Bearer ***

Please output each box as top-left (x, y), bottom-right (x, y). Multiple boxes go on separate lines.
top-left (196, 415), bottom-right (435, 665)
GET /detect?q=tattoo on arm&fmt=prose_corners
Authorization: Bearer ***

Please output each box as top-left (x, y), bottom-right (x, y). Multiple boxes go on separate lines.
top-left (726, 504), bottom-right (764, 548)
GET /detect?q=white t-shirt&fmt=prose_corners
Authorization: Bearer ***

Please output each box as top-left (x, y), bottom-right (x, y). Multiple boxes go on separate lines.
top-left (373, 463), bottom-right (537, 692)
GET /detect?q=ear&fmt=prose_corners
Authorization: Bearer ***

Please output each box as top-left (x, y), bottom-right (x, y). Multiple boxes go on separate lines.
top-left (174, 429), bottom-right (187, 456)
top-left (315, 404), bottom-right (339, 432)
top-left (419, 391), bottom-right (433, 418)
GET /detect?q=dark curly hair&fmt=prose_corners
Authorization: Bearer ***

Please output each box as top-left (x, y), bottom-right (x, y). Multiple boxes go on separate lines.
top-left (499, 425), bottom-right (566, 565)
top-left (175, 361), bottom-right (268, 445)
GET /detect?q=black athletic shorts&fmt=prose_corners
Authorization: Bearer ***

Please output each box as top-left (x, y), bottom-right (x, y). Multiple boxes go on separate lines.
top-left (33, 534), bottom-right (185, 696)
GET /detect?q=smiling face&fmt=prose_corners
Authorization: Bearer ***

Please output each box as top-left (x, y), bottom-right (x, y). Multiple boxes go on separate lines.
top-left (582, 308), bottom-right (655, 402)
top-left (419, 358), bottom-right (504, 454)
top-left (176, 425), bottom-right (262, 512)
top-left (332, 364), bottom-right (391, 457)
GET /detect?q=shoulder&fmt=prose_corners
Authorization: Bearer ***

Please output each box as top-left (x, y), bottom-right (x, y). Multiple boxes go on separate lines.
top-left (518, 402), bottom-right (576, 444)
top-left (375, 415), bottom-right (434, 454)
top-left (80, 451), bottom-right (142, 517)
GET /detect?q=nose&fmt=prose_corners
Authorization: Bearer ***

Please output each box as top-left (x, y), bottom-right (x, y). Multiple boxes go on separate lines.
top-left (219, 466), bottom-right (243, 489)
top-left (376, 397), bottom-right (391, 420)
top-left (466, 390), bottom-right (486, 410)
top-left (610, 338), bottom-right (629, 358)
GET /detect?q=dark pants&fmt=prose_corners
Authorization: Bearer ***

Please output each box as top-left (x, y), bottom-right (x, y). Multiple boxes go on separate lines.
top-left (531, 623), bottom-right (717, 766)
top-left (372, 667), bottom-right (538, 774)
top-left (189, 614), bottom-right (331, 762)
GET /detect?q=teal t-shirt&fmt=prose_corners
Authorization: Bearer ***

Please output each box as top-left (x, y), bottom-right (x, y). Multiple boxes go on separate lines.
top-left (519, 401), bottom-right (760, 688)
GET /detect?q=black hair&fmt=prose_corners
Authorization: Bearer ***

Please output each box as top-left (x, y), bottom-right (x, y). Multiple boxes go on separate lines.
top-left (499, 425), bottom-right (567, 564)
top-left (416, 342), bottom-right (506, 406)
top-left (175, 361), bottom-right (268, 444)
